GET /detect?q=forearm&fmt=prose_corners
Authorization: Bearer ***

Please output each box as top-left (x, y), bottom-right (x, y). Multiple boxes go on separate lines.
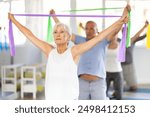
top-left (97, 19), bottom-right (124, 42)
top-left (131, 26), bottom-right (147, 43)
top-left (52, 15), bottom-right (60, 23)
top-left (106, 22), bottom-right (122, 41)
top-left (135, 26), bottom-right (146, 37)
top-left (134, 34), bottom-right (146, 43)
top-left (73, 19), bottom-right (124, 56)
top-left (10, 17), bottom-right (52, 56)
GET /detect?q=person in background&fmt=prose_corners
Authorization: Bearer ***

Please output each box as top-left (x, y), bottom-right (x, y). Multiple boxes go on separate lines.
top-left (79, 22), bottom-right (124, 100)
top-left (121, 20), bottom-right (149, 91)
top-left (105, 32), bottom-right (123, 100)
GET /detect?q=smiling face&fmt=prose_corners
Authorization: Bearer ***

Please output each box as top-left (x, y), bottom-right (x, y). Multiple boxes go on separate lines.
top-left (53, 23), bottom-right (71, 45)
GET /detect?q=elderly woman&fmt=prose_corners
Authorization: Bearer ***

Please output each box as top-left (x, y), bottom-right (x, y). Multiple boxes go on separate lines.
top-left (8, 8), bottom-right (128, 100)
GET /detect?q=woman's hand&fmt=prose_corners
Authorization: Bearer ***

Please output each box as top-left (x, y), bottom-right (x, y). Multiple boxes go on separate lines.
top-left (119, 4), bottom-right (131, 24)
top-left (8, 12), bottom-right (15, 20)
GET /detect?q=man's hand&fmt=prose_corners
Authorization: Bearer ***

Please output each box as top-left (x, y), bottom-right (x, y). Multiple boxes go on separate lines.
top-left (49, 9), bottom-right (55, 15)
top-left (144, 20), bottom-right (149, 27)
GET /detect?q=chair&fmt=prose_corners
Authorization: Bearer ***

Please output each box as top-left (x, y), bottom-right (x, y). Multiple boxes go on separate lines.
top-left (21, 64), bottom-right (45, 99)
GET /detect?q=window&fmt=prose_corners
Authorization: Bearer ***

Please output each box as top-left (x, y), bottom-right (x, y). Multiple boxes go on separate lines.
top-left (0, 0), bottom-right (25, 45)
top-left (43, 0), bottom-right (71, 39)
top-left (0, 2), bottom-right (9, 44)
top-left (106, 0), bottom-right (150, 47)
top-left (76, 0), bottom-right (103, 36)
top-left (105, 0), bottom-right (127, 39)
top-left (130, 0), bottom-right (150, 46)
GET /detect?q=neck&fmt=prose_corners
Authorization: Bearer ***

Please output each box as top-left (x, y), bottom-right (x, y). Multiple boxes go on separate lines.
top-left (87, 35), bottom-right (96, 40)
top-left (57, 44), bottom-right (68, 54)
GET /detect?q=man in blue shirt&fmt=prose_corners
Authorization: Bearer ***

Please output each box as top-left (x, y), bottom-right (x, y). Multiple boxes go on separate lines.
top-left (73, 21), bottom-right (122, 99)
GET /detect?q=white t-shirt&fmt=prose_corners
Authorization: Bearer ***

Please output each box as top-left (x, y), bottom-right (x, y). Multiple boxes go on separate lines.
top-left (105, 46), bottom-right (122, 72)
top-left (45, 48), bottom-right (79, 100)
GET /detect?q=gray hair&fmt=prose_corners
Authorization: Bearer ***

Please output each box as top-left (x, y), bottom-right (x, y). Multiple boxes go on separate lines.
top-left (86, 21), bottom-right (98, 34)
top-left (53, 22), bottom-right (71, 36)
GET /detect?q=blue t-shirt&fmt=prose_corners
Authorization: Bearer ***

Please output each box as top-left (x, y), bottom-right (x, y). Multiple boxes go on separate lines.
top-left (75, 35), bottom-right (109, 79)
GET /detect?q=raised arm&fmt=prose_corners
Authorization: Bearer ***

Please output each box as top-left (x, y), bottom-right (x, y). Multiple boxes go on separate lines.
top-left (106, 23), bottom-right (123, 42)
top-left (131, 20), bottom-right (149, 44)
top-left (72, 12), bottom-right (128, 58)
top-left (79, 22), bottom-right (85, 31)
top-left (8, 13), bottom-right (53, 57)
top-left (49, 9), bottom-right (60, 23)
top-left (106, 4), bottom-right (131, 41)
top-left (50, 9), bottom-right (76, 42)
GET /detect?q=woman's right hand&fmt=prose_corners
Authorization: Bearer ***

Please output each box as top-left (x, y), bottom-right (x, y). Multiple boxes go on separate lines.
top-left (119, 4), bottom-right (130, 24)
top-left (122, 4), bottom-right (131, 17)
top-left (8, 12), bottom-right (15, 20)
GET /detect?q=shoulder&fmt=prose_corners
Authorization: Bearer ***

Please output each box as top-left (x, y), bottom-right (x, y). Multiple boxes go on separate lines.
top-left (74, 35), bottom-right (86, 44)
top-left (47, 48), bottom-right (55, 58)
top-left (101, 39), bottom-right (109, 45)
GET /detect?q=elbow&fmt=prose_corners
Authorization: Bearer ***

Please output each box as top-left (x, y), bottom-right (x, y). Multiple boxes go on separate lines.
top-left (24, 29), bottom-right (34, 38)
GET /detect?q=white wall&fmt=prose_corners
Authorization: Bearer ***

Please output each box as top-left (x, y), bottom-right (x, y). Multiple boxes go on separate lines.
top-left (0, 0), bottom-right (44, 69)
top-left (13, 0), bottom-right (44, 65)
top-left (134, 47), bottom-right (150, 84)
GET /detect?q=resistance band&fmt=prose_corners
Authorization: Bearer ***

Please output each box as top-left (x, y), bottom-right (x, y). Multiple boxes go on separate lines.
top-left (4, 34), bottom-right (9, 51)
top-left (0, 28), bottom-right (9, 52)
top-left (117, 24), bottom-right (127, 62)
top-left (146, 24), bottom-right (150, 48)
top-left (14, 14), bottom-right (122, 18)
top-left (9, 13), bottom-right (126, 56)
top-left (62, 7), bottom-right (123, 12)
top-left (9, 20), bottom-right (15, 56)
top-left (47, 17), bottom-right (53, 43)
top-left (126, 11), bottom-right (131, 48)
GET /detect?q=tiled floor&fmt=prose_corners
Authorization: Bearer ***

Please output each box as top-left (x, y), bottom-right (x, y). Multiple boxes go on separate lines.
top-left (0, 84), bottom-right (150, 100)
top-left (123, 84), bottom-right (150, 100)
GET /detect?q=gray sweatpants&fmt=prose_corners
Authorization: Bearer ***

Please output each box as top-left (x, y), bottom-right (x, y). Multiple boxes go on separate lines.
top-left (79, 77), bottom-right (108, 100)
top-left (122, 63), bottom-right (137, 87)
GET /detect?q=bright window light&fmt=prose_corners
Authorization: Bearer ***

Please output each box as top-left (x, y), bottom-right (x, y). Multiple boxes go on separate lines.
top-left (76, 0), bottom-right (103, 36)
top-left (0, 0), bottom-right (26, 46)
top-left (43, 0), bottom-right (70, 40)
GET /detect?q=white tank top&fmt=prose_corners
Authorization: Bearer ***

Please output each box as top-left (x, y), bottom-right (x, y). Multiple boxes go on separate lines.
top-left (45, 48), bottom-right (79, 100)
top-left (105, 46), bottom-right (122, 72)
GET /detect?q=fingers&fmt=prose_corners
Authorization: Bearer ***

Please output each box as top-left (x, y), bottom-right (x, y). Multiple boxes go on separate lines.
top-left (49, 9), bottom-right (55, 14)
top-left (124, 16), bottom-right (129, 23)
top-left (121, 4), bottom-right (131, 24)
top-left (126, 4), bottom-right (131, 12)
top-left (8, 12), bottom-right (12, 20)
top-left (8, 12), bottom-right (10, 19)
top-left (146, 20), bottom-right (149, 25)
top-left (120, 15), bottom-right (129, 24)
top-left (144, 20), bottom-right (149, 27)
top-left (79, 23), bottom-right (83, 27)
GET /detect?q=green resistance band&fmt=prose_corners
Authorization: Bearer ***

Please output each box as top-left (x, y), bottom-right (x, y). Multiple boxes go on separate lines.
top-left (47, 17), bottom-right (53, 43)
top-left (126, 11), bottom-right (131, 48)
top-left (62, 7), bottom-right (123, 12)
